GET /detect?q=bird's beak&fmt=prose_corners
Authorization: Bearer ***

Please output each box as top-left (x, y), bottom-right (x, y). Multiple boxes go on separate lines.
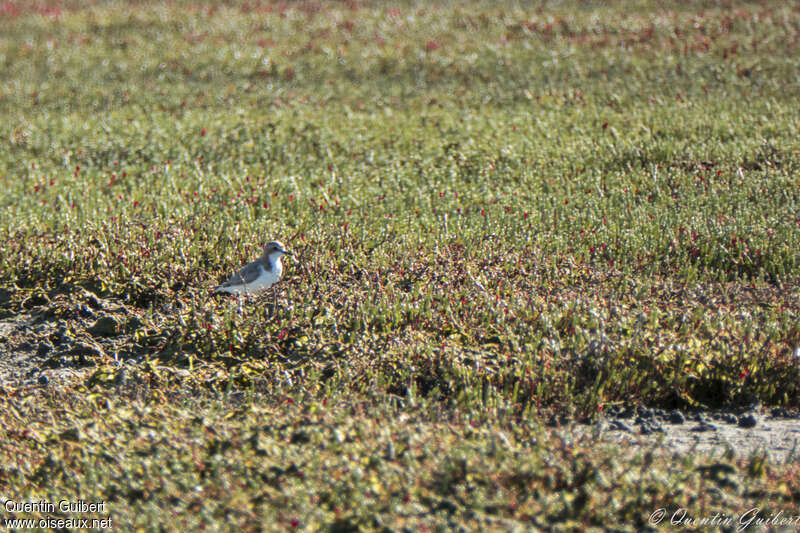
top-left (283, 250), bottom-right (294, 256)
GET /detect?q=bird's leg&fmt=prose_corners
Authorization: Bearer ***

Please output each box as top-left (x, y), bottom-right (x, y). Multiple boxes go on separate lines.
top-left (264, 288), bottom-right (277, 319)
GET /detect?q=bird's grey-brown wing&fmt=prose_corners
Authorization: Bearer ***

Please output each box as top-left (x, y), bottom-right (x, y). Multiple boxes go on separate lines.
top-left (219, 261), bottom-right (263, 288)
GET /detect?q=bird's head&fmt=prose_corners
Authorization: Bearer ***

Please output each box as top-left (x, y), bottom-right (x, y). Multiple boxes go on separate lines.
top-left (263, 240), bottom-right (293, 259)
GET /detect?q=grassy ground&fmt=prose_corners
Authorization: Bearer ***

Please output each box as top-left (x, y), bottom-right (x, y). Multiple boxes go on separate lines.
top-left (2, 0), bottom-right (800, 530)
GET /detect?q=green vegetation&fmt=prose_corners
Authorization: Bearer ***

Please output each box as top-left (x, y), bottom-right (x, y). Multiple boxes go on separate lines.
top-left (1, 1), bottom-right (799, 530)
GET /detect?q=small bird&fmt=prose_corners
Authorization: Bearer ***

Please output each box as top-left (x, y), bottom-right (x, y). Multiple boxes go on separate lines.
top-left (214, 240), bottom-right (293, 296)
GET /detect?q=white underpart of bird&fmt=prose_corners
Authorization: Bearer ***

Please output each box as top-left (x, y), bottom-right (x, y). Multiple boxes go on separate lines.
top-left (214, 240), bottom-right (292, 296)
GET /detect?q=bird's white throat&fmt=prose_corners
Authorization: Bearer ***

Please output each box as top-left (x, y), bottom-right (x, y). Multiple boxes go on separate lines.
top-left (267, 252), bottom-right (284, 277)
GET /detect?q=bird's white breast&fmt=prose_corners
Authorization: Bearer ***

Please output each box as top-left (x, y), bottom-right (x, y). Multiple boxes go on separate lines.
top-left (247, 265), bottom-right (280, 292)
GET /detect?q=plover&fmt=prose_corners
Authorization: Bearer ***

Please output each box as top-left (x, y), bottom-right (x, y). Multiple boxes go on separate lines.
top-left (214, 240), bottom-right (293, 296)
